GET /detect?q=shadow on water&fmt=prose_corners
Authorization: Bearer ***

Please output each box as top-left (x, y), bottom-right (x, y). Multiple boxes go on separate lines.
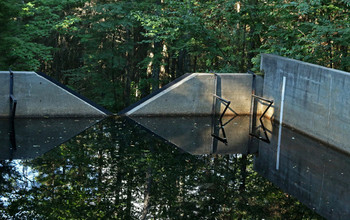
top-left (1, 115), bottom-right (347, 219)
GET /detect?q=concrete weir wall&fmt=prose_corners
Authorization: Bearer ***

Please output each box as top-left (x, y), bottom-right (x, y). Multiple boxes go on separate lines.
top-left (120, 73), bottom-right (253, 116)
top-left (0, 71), bottom-right (109, 117)
top-left (261, 54), bottom-right (350, 152)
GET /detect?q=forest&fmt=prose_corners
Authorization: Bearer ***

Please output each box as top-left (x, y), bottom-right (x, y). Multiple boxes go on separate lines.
top-left (0, 0), bottom-right (349, 112)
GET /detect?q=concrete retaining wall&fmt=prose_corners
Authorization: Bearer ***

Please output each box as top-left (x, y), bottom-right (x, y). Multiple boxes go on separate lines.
top-left (0, 71), bottom-right (109, 117)
top-left (121, 73), bottom-right (253, 116)
top-left (261, 54), bottom-right (350, 152)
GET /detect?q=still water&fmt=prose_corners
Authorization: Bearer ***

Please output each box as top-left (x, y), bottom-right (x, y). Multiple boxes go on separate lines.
top-left (1, 116), bottom-right (349, 219)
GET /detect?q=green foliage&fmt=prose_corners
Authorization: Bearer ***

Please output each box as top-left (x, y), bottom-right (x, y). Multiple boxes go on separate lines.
top-left (0, 0), bottom-right (84, 71)
top-left (259, 0), bottom-right (350, 70)
top-left (0, 0), bottom-right (349, 112)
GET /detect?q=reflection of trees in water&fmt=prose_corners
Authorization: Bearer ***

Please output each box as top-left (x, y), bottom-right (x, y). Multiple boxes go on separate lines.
top-left (0, 118), bottom-right (322, 219)
top-left (0, 161), bottom-right (18, 207)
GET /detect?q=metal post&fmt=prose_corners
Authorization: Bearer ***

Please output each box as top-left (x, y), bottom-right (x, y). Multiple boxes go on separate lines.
top-left (9, 69), bottom-right (17, 151)
top-left (9, 69), bottom-right (17, 120)
top-left (10, 70), bottom-right (13, 95)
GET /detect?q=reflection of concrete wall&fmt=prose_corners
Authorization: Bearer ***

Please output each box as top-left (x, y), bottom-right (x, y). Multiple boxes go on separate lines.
top-left (131, 117), bottom-right (213, 154)
top-left (213, 116), bottom-right (251, 154)
top-left (0, 71), bottom-right (109, 117)
top-left (0, 118), bottom-right (101, 159)
top-left (261, 54), bottom-right (350, 152)
top-left (129, 116), bottom-right (251, 155)
top-left (123, 73), bottom-right (253, 116)
top-left (254, 122), bottom-right (350, 220)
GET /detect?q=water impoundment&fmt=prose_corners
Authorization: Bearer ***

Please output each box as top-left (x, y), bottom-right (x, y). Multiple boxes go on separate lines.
top-left (1, 115), bottom-right (349, 219)
top-left (2, 54), bottom-right (350, 219)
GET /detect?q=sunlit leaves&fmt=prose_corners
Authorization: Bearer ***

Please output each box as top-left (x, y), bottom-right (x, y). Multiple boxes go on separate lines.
top-left (55, 16), bottom-right (81, 31)
top-left (259, 0), bottom-right (350, 70)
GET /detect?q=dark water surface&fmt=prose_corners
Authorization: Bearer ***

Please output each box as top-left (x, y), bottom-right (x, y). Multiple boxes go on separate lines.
top-left (1, 116), bottom-right (349, 219)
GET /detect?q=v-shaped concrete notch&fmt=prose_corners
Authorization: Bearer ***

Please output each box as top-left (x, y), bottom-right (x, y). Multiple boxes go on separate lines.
top-left (0, 71), bottom-right (111, 117)
top-left (119, 73), bottom-right (253, 116)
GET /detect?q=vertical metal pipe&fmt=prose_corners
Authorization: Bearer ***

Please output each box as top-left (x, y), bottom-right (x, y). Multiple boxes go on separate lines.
top-left (276, 76), bottom-right (286, 170)
top-left (211, 74), bottom-right (218, 154)
top-left (10, 71), bottom-right (13, 95)
top-left (9, 69), bottom-right (17, 151)
top-left (9, 69), bottom-right (14, 118)
top-left (211, 73), bottom-right (218, 116)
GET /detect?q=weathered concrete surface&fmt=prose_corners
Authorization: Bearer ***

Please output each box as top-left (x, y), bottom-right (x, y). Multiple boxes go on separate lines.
top-left (261, 54), bottom-right (350, 152)
top-left (122, 73), bottom-right (253, 116)
top-left (217, 74), bottom-right (253, 115)
top-left (0, 71), bottom-right (109, 117)
top-left (255, 119), bottom-right (350, 220)
top-left (0, 118), bottom-right (102, 159)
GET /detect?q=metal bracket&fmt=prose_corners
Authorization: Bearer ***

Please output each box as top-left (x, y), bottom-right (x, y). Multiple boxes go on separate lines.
top-left (213, 94), bottom-right (231, 121)
top-left (211, 119), bottom-right (228, 145)
top-left (211, 80), bottom-right (232, 145)
top-left (249, 94), bottom-right (273, 143)
top-left (211, 73), bottom-right (239, 145)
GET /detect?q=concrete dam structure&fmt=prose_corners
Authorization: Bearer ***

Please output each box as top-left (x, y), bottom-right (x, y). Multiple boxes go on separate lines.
top-left (122, 54), bottom-right (350, 154)
top-left (1, 70), bottom-right (110, 160)
top-left (2, 54), bottom-right (350, 153)
top-left (0, 71), bottom-right (110, 118)
top-left (261, 54), bottom-right (350, 153)
top-left (119, 73), bottom-right (264, 116)
top-left (2, 56), bottom-right (349, 219)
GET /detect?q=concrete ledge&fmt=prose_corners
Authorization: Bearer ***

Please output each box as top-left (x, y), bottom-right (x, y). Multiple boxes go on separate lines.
top-left (121, 73), bottom-right (253, 116)
top-left (0, 71), bottom-right (111, 117)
